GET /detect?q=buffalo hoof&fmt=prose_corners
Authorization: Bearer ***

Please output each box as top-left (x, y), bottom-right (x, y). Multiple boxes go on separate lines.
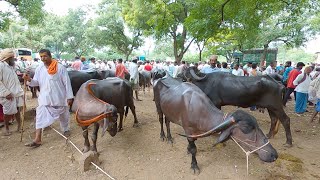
top-left (82, 146), bottom-right (90, 153)
top-left (167, 137), bottom-right (174, 145)
top-left (160, 133), bottom-right (166, 141)
top-left (283, 143), bottom-right (293, 148)
top-left (266, 133), bottom-right (274, 139)
top-left (132, 123), bottom-right (139, 128)
top-left (118, 127), bottom-right (123, 132)
top-left (90, 146), bottom-right (97, 152)
top-left (190, 164), bottom-right (200, 175)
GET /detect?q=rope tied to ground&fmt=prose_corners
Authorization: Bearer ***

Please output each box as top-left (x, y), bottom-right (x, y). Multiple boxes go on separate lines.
top-left (230, 135), bottom-right (270, 175)
top-left (50, 126), bottom-right (115, 180)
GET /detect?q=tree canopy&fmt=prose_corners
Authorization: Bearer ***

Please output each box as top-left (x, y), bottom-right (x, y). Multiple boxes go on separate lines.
top-left (0, 0), bottom-right (45, 31)
top-left (1, 0), bottom-right (320, 63)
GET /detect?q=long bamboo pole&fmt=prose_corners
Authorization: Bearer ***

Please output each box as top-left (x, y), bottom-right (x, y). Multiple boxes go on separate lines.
top-left (20, 80), bottom-right (27, 142)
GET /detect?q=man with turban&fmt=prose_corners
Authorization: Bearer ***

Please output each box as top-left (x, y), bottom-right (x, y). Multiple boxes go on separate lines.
top-left (23, 49), bottom-right (73, 148)
top-left (0, 48), bottom-right (23, 136)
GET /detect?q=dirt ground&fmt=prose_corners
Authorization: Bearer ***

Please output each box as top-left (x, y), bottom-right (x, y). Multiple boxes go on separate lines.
top-left (1, 89), bottom-right (320, 180)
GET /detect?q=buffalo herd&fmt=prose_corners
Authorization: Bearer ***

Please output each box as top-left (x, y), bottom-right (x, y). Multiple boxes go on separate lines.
top-left (62, 67), bottom-right (289, 174)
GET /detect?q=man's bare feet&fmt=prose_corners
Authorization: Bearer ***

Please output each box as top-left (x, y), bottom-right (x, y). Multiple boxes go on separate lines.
top-left (2, 131), bottom-right (12, 136)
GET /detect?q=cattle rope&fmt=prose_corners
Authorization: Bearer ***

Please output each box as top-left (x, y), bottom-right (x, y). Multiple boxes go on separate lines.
top-left (230, 136), bottom-right (270, 176)
top-left (50, 126), bottom-right (115, 180)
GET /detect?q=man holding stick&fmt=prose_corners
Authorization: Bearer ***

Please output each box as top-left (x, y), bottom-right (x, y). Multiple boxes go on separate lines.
top-left (23, 49), bottom-right (73, 147)
top-left (0, 48), bottom-right (24, 136)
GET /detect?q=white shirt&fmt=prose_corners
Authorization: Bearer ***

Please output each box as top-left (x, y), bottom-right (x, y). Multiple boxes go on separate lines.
top-left (29, 63), bottom-right (73, 106)
top-left (266, 65), bottom-right (275, 74)
top-left (108, 61), bottom-right (116, 71)
top-left (0, 61), bottom-right (23, 97)
top-left (293, 73), bottom-right (311, 93)
top-left (128, 62), bottom-right (139, 83)
top-left (30, 61), bottom-right (40, 69)
top-left (220, 68), bottom-right (230, 73)
top-left (232, 69), bottom-right (244, 76)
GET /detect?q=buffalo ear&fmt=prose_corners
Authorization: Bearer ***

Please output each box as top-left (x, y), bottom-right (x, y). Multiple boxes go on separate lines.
top-left (215, 126), bottom-right (233, 145)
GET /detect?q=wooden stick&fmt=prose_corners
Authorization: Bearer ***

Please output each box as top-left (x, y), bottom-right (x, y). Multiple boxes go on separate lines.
top-left (20, 80), bottom-right (27, 142)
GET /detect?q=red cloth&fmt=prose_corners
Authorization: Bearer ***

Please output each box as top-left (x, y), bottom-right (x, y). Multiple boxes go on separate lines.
top-left (287, 69), bottom-right (301, 88)
top-left (144, 64), bottom-right (153, 71)
top-left (0, 105), bottom-right (4, 122)
top-left (115, 63), bottom-right (128, 79)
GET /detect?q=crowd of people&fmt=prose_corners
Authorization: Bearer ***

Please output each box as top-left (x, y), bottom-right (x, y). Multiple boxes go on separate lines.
top-left (1, 48), bottom-right (320, 147)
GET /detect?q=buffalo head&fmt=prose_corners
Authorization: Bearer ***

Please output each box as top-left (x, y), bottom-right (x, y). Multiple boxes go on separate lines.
top-left (216, 110), bottom-right (278, 163)
top-left (100, 105), bottom-right (118, 137)
top-left (182, 67), bottom-right (206, 82)
top-left (182, 110), bottom-right (278, 163)
top-left (151, 69), bottom-right (166, 84)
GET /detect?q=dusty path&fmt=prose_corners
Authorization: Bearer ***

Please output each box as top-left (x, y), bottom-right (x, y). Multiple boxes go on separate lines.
top-left (0, 90), bottom-right (320, 180)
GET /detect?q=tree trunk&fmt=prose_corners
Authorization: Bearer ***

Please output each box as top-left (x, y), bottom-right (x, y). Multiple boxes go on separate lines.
top-left (260, 44), bottom-right (268, 68)
top-left (199, 50), bottom-right (202, 62)
top-left (125, 53), bottom-right (130, 61)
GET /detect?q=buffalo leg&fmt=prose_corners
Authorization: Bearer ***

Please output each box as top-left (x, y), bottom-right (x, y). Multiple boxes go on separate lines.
top-left (165, 116), bottom-right (173, 144)
top-left (159, 113), bottom-right (165, 141)
top-left (91, 122), bottom-right (99, 152)
top-left (187, 139), bottom-right (200, 174)
top-left (82, 126), bottom-right (90, 153)
top-left (275, 110), bottom-right (292, 146)
top-left (266, 109), bottom-right (278, 139)
top-left (130, 105), bottom-right (139, 127)
top-left (118, 108), bottom-right (124, 132)
top-left (30, 87), bottom-right (37, 98)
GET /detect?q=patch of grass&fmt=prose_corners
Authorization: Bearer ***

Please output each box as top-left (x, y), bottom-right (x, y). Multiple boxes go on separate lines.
top-left (278, 153), bottom-right (303, 163)
top-left (286, 163), bottom-right (303, 173)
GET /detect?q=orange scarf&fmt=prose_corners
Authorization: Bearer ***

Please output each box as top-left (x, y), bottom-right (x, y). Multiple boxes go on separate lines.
top-left (48, 59), bottom-right (58, 75)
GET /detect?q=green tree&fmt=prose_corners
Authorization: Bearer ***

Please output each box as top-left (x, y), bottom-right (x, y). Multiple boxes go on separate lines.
top-left (89, 0), bottom-right (143, 61)
top-left (0, 0), bottom-right (45, 31)
top-left (119, 0), bottom-right (197, 63)
top-left (60, 8), bottom-right (94, 57)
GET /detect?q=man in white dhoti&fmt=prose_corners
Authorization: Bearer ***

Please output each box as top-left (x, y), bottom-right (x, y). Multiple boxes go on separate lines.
top-left (128, 59), bottom-right (141, 101)
top-left (23, 49), bottom-right (73, 147)
top-left (0, 48), bottom-right (24, 136)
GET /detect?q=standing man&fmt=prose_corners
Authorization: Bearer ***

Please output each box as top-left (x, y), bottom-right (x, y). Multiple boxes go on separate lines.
top-left (293, 66), bottom-right (312, 115)
top-left (0, 48), bottom-right (23, 136)
top-left (201, 55), bottom-right (220, 74)
top-left (265, 61), bottom-right (276, 74)
top-left (128, 59), bottom-right (142, 101)
top-left (283, 62), bottom-right (305, 106)
top-left (232, 64), bottom-right (244, 76)
top-left (282, 61), bottom-right (293, 86)
top-left (115, 58), bottom-right (128, 79)
top-left (23, 49), bottom-right (73, 147)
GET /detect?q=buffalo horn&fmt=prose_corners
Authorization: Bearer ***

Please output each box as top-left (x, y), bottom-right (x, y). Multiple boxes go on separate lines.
top-left (178, 116), bottom-right (236, 138)
top-left (101, 118), bottom-right (109, 137)
top-left (190, 68), bottom-right (206, 81)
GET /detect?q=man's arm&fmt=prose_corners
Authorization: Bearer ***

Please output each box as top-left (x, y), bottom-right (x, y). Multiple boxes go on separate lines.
top-left (293, 74), bottom-right (302, 86)
top-left (61, 67), bottom-right (74, 100)
top-left (0, 65), bottom-right (11, 97)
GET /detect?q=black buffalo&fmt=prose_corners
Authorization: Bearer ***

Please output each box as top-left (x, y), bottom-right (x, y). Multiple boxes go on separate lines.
top-left (152, 72), bottom-right (278, 173)
top-left (72, 81), bottom-right (118, 153)
top-left (68, 70), bottom-right (129, 96)
top-left (182, 67), bottom-right (292, 146)
top-left (86, 78), bottom-right (139, 132)
top-left (139, 70), bottom-right (152, 93)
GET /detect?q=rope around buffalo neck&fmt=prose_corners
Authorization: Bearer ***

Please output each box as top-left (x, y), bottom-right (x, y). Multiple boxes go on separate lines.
top-left (230, 136), bottom-right (270, 176)
top-left (50, 126), bottom-right (115, 180)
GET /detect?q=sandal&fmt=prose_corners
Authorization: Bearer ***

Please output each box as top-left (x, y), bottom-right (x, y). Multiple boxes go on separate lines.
top-left (25, 141), bottom-right (41, 148)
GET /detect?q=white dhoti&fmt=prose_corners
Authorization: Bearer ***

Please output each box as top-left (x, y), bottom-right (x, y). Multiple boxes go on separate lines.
top-left (0, 96), bottom-right (23, 115)
top-left (36, 106), bottom-right (70, 132)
